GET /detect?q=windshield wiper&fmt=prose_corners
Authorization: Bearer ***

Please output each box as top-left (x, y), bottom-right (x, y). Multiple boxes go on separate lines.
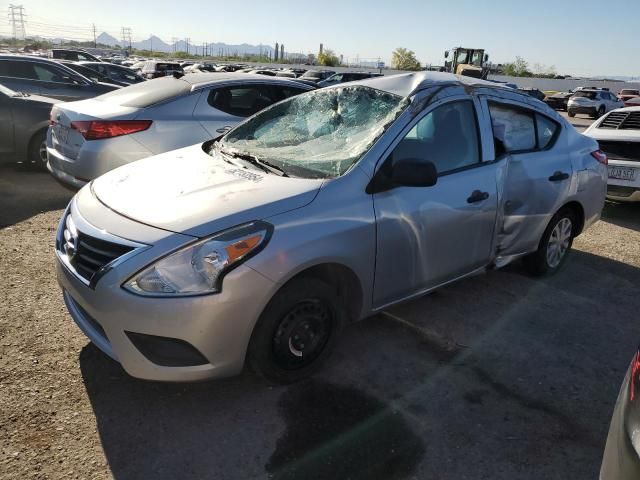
top-left (221, 149), bottom-right (289, 177)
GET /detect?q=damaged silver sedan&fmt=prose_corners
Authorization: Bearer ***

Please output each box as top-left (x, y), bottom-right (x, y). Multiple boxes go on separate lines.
top-left (55, 72), bottom-right (607, 383)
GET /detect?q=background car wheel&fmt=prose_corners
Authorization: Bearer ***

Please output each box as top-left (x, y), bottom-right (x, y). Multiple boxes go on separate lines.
top-left (596, 105), bottom-right (605, 118)
top-left (247, 277), bottom-right (346, 384)
top-left (523, 208), bottom-right (575, 277)
top-left (567, 111), bottom-right (575, 118)
top-left (28, 130), bottom-right (48, 172)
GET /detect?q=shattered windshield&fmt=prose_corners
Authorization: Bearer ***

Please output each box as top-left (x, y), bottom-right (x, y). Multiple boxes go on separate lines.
top-left (217, 86), bottom-right (408, 178)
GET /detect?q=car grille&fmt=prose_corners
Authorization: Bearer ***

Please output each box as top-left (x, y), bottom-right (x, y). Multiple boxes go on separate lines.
top-left (62, 214), bottom-right (134, 283)
top-left (600, 111), bottom-right (640, 130)
top-left (598, 141), bottom-right (640, 162)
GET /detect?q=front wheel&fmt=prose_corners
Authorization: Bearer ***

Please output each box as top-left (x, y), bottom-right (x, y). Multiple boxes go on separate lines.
top-left (595, 105), bottom-right (605, 118)
top-left (247, 277), bottom-right (346, 384)
top-left (567, 110), bottom-right (575, 118)
top-left (523, 209), bottom-right (575, 276)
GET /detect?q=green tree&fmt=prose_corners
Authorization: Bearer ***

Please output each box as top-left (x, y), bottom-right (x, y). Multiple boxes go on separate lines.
top-left (391, 48), bottom-right (421, 71)
top-left (317, 48), bottom-right (339, 67)
top-left (502, 56), bottom-right (531, 77)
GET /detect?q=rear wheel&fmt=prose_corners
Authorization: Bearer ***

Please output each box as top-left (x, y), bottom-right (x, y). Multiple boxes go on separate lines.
top-left (247, 277), bottom-right (346, 384)
top-left (28, 130), bottom-right (48, 172)
top-left (567, 110), bottom-right (575, 118)
top-left (523, 209), bottom-right (575, 276)
top-left (595, 105), bottom-right (605, 118)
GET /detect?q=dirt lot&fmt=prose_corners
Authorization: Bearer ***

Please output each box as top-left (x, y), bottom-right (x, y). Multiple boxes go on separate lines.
top-left (1, 164), bottom-right (639, 480)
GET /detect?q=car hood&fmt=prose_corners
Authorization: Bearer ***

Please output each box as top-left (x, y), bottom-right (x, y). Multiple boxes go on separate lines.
top-left (91, 143), bottom-right (324, 237)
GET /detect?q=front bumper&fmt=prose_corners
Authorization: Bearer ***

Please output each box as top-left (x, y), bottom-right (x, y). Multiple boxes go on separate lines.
top-left (55, 199), bottom-right (278, 382)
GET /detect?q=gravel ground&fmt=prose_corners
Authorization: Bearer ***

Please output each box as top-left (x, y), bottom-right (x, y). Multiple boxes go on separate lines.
top-left (1, 165), bottom-right (639, 480)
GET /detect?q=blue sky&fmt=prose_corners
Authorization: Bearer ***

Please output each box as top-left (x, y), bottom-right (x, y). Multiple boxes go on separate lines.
top-left (1, 0), bottom-right (638, 77)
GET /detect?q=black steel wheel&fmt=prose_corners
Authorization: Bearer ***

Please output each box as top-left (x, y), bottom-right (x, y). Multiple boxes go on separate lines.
top-left (248, 277), bottom-right (346, 384)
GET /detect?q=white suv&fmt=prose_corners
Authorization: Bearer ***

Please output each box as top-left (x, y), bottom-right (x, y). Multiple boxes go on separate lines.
top-left (568, 89), bottom-right (623, 119)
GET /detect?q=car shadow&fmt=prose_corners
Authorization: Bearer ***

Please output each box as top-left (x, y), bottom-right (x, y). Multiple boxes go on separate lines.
top-left (602, 201), bottom-right (640, 232)
top-left (80, 249), bottom-right (640, 480)
top-left (0, 164), bottom-right (73, 228)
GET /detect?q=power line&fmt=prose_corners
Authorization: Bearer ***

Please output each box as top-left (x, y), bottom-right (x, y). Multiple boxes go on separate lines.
top-left (121, 26), bottom-right (131, 52)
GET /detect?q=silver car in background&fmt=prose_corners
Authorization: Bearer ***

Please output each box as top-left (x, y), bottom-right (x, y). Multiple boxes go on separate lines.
top-left (46, 74), bottom-right (314, 189)
top-left (584, 106), bottom-right (640, 202)
top-left (55, 72), bottom-right (607, 384)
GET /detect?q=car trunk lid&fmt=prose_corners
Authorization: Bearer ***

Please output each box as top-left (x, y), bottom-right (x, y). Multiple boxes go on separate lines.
top-left (50, 99), bottom-right (140, 161)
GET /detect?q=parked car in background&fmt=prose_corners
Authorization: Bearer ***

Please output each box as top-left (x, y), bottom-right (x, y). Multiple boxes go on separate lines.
top-left (544, 89), bottom-right (576, 111)
top-left (599, 345), bottom-right (640, 479)
top-left (317, 71), bottom-right (383, 87)
top-left (618, 89), bottom-right (640, 103)
top-left (184, 63), bottom-right (217, 73)
top-left (0, 55), bottom-right (119, 101)
top-left (247, 69), bottom-right (277, 76)
top-left (568, 89), bottom-right (623, 118)
top-left (46, 73), bottom-right (314, 189)
top-left (140, 61), bottom-right (184, 79)
top-left (0, 84), bottom-right (56, 170)
top-left (275, 71), bottom-right (297, 78)
top-left (517, 87), bottom-right (546, 101)
top-left (76, 61), bottom-right (145, 85)
top-left (584, 106), bottom-right (640, 201)
top-left (57, 60), bottom-right (117, 85)
top-left (54, 72), bottom-right (606, 383)
top-left (50, 49), bottom-right (102, 62)
top-left (130, 61), bottom-right (146, 73)
top-left (300, 70), bottom-right (336, 83)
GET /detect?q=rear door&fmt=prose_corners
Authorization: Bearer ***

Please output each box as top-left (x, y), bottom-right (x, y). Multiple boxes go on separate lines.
top-left (0, 92), bottom-right (15, 156)
top-left (484, 97), bottom-right (570, 256)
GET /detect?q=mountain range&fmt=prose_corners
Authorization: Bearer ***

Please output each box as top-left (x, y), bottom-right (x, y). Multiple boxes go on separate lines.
top-left (96, 32), bottom-right (276, 56)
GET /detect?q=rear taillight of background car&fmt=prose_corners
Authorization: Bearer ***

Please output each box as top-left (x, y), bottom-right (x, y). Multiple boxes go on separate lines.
top-left (70, 120), bottom-right (152, 140)
top-left (630, 349), bottom-right (640, 402)
top-left (591, 149), bottom-right (608, 166)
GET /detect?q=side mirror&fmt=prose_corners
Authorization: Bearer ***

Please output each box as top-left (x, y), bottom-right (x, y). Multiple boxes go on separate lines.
top-left (392, 157), bottom-right (438, 188)
top-left (484, 53), bottom-right (489, 62)
top-left (444, 50), bottom-right (449, 59)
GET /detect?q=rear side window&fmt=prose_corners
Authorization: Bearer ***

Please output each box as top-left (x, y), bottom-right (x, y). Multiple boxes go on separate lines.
top-left (536, 115), bottom-right (558, 149)
top-left (574, 91), bottom-right (597, 99)
top-left (489, 102), bottom-right (559, 154)
top-left (0, 60), bottom-right (37, 79)
top-left (208, 85), bottom-right (278, 117)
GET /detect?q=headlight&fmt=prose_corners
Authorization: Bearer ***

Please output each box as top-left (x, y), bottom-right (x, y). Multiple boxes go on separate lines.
top-left (123, 221), bottom-right (272, 296)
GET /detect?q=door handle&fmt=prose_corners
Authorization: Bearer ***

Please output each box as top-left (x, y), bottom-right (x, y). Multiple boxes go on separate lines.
top-left (216, 125), bottom-right (232, 134)
top-left (467, 190), bottom-right (490, 204)
top-left (548, 171), bottom-right (570, 182)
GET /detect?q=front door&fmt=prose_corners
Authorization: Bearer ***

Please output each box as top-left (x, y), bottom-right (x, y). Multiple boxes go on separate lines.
top-left (373, 98), bottom-right (499, 308)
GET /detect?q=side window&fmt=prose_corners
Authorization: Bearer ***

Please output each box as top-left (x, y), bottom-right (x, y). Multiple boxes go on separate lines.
top-left (1, 60), bottom-right (37, 79)
top-left (535, 114), bottom-right (558, 149)
top-left (33, 64), bottom-right (65, 82)
top-left (274, 86), bottom-right (307, 101)
top-left (208, 86), bottom-right (277, 117)
top-left (392, 100), bottom-right (481, 175)
top-left (489, 103), bottom-right (536, 153)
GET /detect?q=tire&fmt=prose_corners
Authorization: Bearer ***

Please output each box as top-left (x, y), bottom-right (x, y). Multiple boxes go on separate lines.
top-left (523, 209), bottom-right (576, 276)
top-left (595, 105), bottom-right (605, 118)
top-left (247, 277), bottom-right (346, 384)
top-left (567, 110), bottom-right (575, 118)
top-left (28, 130), bottom-right (48, 172)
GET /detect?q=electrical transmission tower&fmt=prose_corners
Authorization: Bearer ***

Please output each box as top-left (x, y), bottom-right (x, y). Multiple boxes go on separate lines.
top-left (8, 4), bottom-right (26, 40)
top-left (121, 27), bottom-right (132, 52)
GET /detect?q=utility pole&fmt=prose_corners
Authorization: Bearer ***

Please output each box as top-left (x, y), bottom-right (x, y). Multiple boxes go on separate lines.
top-left (184, 37), bottom-right (190, 55)
top-left (8, 4), bottom-right (26, 41)
top-left (120, 27), bottom-right (132, 54)
top-left (92, 23), bottom-right (97, 48)
top-left (171, 37), bottom-right (178, 54)
top-left (150, 34), bottom-right (153, 54)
